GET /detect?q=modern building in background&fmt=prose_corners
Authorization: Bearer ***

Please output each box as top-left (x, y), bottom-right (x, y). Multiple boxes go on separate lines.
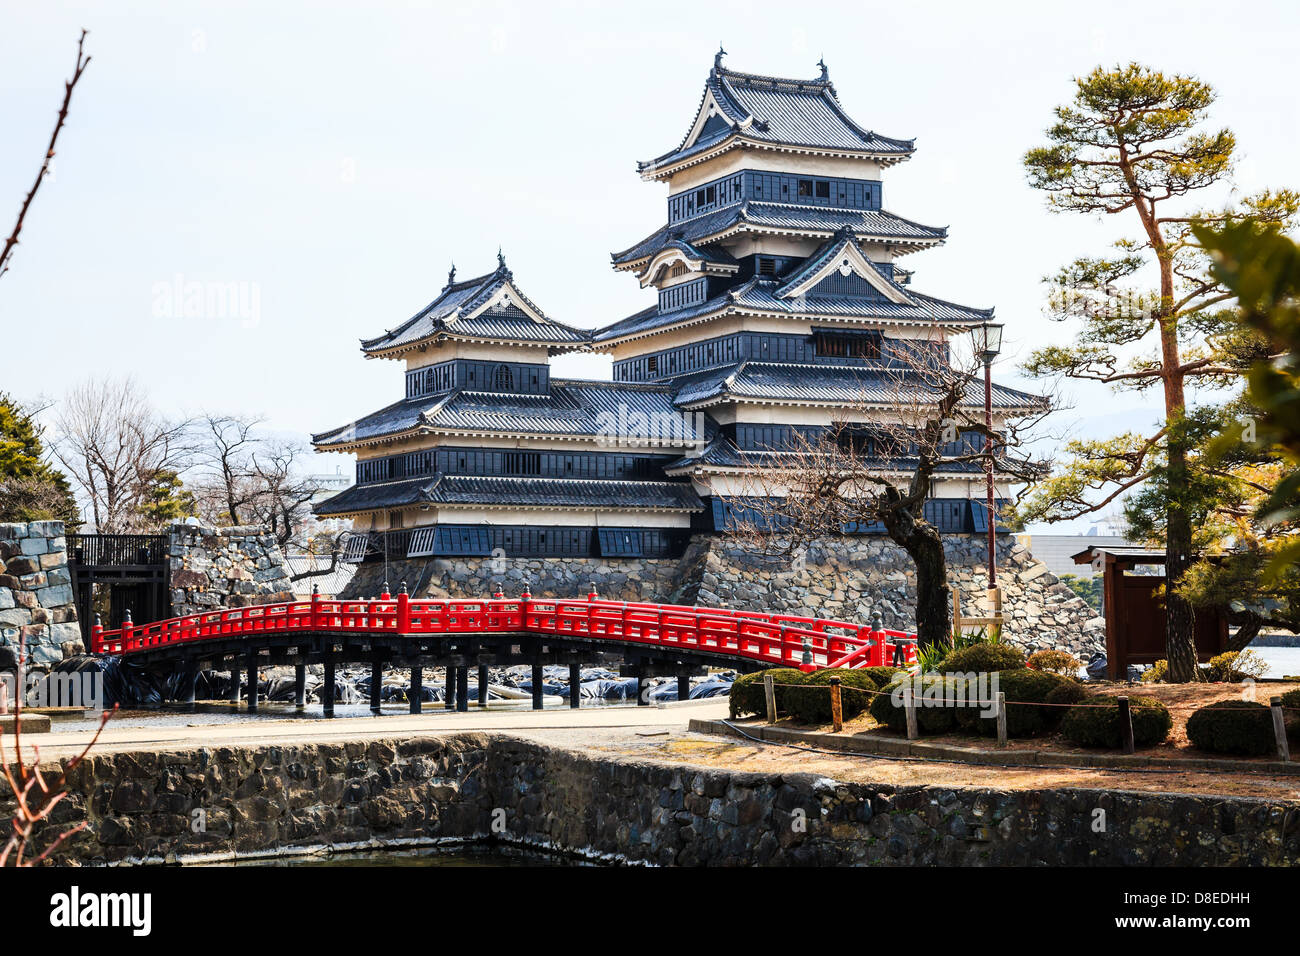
top-left (313, 54), bottom-right (1039, 564)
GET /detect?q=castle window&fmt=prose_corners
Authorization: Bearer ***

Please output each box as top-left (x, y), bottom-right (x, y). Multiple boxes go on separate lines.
top-left (798, 179), bottom-right (813, 197)
top-left (493, 364), bottom-right (514, 391)
top-left (647, 355), bottom-right (659, 373)
top-left (816, 331), bottom-right (882, 360)
top-left (757, 258), bottom-right (777, 276)
top-left (816, 180), bottom-right (831, 199)
top-left (705, 185), bottom-right (716, 203)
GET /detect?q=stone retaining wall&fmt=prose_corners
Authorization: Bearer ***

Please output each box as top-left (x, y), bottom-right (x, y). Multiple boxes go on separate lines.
top-left (167, 523), bottom-right (294, 617)
top-left (344, 533), bottom-right (1105, 659)
top-left (19, 734), bottom-right (1298, 866)
top-left (0, 521), bottom-right (80, 666)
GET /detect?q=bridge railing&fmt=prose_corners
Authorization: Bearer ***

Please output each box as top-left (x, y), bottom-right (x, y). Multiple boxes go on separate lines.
top-left (91, 590), bottom-right (918, 670)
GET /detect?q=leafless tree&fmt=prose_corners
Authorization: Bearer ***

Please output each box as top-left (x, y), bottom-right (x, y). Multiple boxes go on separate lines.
top-left (0, 30), bottom-right (91, 282)
top-left (187, 420), bottom-right (339, 560)
top-left (52, 378), bottom-right (194, 532)
top-left (729, 348), bottom-right (1051, 650)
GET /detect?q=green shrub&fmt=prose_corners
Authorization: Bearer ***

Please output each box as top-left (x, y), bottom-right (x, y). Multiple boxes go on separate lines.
top-left (784, 669), bottom-right (880, 724)
top-left (1206, 650), bottom-right (1269, 682)
top-left (1282, 689), bottom-right (1300, 741)
top-left (728, 668), bottom-right (806, 718)
top-left (1043, 678), bottom-right (1087, 724)
top-left (1026, 649), bottom-right (1082, 677)
top-left (858, 665), bottom-right (908, 689)
top-left (953, 669), bottom-right (1070, 737)
top-left (1059, 695), bottom-right (1172, 749)
top-left (1185, 700), bottom-right (1275, 756)
top-left (938, 643), bottom-right (1026, 675)
top-left (1139, 660), bottom-right (1168, 683)
top-left (868, 677), bottom-right (965, 735)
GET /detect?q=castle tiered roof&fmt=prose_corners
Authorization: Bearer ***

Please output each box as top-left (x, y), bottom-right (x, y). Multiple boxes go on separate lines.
top-left (611, 202), bottom-right (946, 272)
top-left (312, 380), bottom-right (706, 450)
top-left (638, 55), bottom-right (915, 179)
top-left (359, 257), bottom-right (589, 357)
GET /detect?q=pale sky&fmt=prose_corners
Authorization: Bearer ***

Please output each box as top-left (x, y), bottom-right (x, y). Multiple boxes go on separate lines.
top-left (4, 0), bottom-right (1298, 532)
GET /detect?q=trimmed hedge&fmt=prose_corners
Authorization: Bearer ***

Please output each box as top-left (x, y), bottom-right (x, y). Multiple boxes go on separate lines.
top-left (1186, 700), bottom-right (1275, 756)
top-left (1283, 689), bottom-right (1300, 741)
top-left (869, 677), bottom-right (971, 735)
top-left (938, 643), bottom-right (1026, 675)
top-left (728, 668), bottom-right (806, 718)
top-left (858, 666), bottom-right (909, 689)
top-left (1059, 695), bottom-right (1172, 749)
top-left (1026, 649), bottom-right (1082, 676)
top-left (784, 669), bottom-right (880, 724)
top-left (953, 669), bottom-right (1072, 737)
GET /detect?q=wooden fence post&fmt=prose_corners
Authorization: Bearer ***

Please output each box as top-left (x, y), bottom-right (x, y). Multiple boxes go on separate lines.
top-left (763, 672), bottom-right (777, 724)
top-left (1271, 697), bottom-right (1290, 762)
top-left (996, 691), bottom-right (1007, 748)
top-left (904, 686), bottom-right (918, 740)
top-left (830, 677), bottom-right (843, 733)
top-left (1118, 695), bottom-right (1135, 754)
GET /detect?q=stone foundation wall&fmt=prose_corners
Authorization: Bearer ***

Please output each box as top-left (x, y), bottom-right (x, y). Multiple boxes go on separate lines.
top-left (20, 734), bottom-right (1298, 866)
top-left (344, 533), bottom-right (1105, 659)
top-left (0, 521), bottom-right (80, 666)
top-left (167, 523), bottom-right (294, 618)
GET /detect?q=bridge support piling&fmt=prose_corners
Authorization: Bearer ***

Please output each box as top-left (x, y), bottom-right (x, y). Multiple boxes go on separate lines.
top-left (294, 663), bottom-right (306, 710)
top-left (569, 661), bottom-right (581, 709)
top-left (677, 672), bottom-right (691, 703)
top-left (531, 663), bottom-right (544, 711)
top-left (183, 667), bottom-right (198, 710)
top-left (637, 673), bottom-right (651, 707)
top-left (455, 666), bottom-right (468, 713)
top-left (323, 655), bottom-right (335, 718)
top-left (228, 667), bottom-right (240, 706)
top-left (246, 655), bottom-right (259, 713)
top-left (444, 667), bottom-right (456, 710)
top-left (477, 664), bottom-right (489, 707)
top-left (370, 656), bottom-right (383, 715)
top-left (409, 665), bottom-right (423, 715)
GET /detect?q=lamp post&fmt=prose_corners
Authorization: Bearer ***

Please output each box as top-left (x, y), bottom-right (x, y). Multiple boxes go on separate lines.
top-left (969, 322), bottom-right (1004, 594)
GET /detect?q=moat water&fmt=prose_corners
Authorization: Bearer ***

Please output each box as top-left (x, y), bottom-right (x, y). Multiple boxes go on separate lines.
top-left (243, 846), bottom-right (587, 867)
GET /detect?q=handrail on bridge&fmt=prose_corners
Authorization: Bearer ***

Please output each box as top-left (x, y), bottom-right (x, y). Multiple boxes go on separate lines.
top-left (90, 586), bottom-right (919, 672)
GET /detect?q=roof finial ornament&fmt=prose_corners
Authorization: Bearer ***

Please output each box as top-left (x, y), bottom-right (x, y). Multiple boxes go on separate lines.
top-left (818, 56), bottom-right (829, 81)
top-left (447, 262), bottom-right (456, 287)
top-left (497, 246), bottom-right (507, 271)
top-left (714, 44), bottom-right (726, 71)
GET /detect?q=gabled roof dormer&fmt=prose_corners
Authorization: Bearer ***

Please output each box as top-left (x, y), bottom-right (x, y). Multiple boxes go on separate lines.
top-left (638, 239), bottom-right (740, 288)
top-left (360, 253), bottom-right (589, 358)
top-left (775, 228), bottom-right (915, 305)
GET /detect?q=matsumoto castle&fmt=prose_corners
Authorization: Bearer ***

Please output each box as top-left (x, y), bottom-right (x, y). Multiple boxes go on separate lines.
top-left (314, 53), bottom-right (1038, 564)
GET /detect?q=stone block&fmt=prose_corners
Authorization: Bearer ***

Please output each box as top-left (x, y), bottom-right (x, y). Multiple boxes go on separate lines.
top-left (36, 584), bottom-right (74, 608)
top-left (39, 550), bottom-right (67, 569)
top-left (0, 589), bottom-right (13, 610)
top-left (0, 608), bottom-right (30, 627)
top-left (20, 536), bottom-right (49, 556)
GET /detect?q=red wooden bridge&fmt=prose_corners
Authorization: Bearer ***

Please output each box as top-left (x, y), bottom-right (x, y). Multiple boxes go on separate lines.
top-left (91, 586), bottom-right (917, 716)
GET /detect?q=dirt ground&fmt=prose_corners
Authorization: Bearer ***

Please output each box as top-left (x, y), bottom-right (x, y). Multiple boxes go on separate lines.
top-left (571, 731), bottom-right (1300, 801)
top-left (608, 679), bottom-right (1300, 800)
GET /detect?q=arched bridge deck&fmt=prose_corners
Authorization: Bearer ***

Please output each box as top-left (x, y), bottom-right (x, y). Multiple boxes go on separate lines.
top-left (90, 589), bottom-right (917, 716)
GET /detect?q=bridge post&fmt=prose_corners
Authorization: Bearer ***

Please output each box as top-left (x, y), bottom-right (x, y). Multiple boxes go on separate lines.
top-left (246, 654), bottom-right (259, 713)
top-left (677, 672), bottom-right (691, 703)
top-left (638, 672), bottom-right (651, 707)
top-left (323, 652), bottom-right (335, 718)
top-left (294, 662), bottom-right (306, 710)
top-left (183, 666), bottom-right (198, 710)
top-left (531, 662), bottom-right (544, 711)
top-left (569, 661), bottom-right (581, 709)
top-left (397, 582), bottom-right (411, 633)
top-left (455, 666), bottom-right (468, 713)
top-left (228, 665), bottom-right (240, 705)
top-left (409, 664), bottom-right (423, 714)
top-left (370, 654), bottom-right (383, 715)
top-left (443, 665), bottom-right (455, 710)
top-left (477, 663), bottom-right (489, 707)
